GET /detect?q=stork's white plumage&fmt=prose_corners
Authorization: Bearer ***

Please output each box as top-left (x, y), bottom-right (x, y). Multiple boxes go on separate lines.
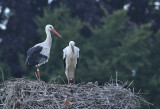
top-left (26, 24), bottom-right (62, 80)
top-left (63, 41), bottom-right (80, 85)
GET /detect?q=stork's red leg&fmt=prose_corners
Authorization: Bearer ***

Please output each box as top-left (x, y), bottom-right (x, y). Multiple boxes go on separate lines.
top-left (36, 65), bottom-right (41, 81)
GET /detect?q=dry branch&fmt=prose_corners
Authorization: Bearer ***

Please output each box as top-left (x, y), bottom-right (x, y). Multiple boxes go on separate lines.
top-left (0, 78), bottom-right (151, 109)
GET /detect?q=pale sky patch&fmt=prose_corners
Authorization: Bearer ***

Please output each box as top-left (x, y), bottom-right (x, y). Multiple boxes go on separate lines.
top-left (48, 0), bottom-right (53, 4)
top-left (124, 4), bottom-right (130, 10)
top-left (155, 1), bottom-right (160, 9)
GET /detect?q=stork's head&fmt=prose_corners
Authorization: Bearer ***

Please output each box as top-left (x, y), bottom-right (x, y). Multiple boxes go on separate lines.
top-left (69, 41), bottom-right (75, 53)
top-left (45, 24), bottom-right (62, 38)
top-left (69, 41), bottom-right (75, 46)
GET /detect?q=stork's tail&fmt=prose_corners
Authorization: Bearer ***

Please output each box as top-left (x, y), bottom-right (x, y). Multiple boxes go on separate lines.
top-left (26, 56), bottom-right (32, 67)
top-left (26, 56), bottom-right (29, 66)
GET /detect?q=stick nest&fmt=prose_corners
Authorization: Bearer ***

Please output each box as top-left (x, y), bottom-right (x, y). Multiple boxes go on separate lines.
top-left (0, 78), bottom-right (150, 109)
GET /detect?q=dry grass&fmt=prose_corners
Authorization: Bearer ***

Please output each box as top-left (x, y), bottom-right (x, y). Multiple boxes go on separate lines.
top-left (0, 77), bottom-right (152, 109)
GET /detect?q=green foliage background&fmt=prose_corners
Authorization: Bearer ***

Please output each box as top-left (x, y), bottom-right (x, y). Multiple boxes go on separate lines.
top-left (0, 2), bottom-right (160, 109)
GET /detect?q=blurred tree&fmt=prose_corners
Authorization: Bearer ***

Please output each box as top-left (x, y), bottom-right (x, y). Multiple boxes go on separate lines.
top-left (50, 0), bottom-right (104, 26)
top-left (128, 0), bottom-right (149, 24)
top-left (87, 7), bottom-right (151, 84)
top-left (102, 0), bottom-right (127, 9)
top-left (144, 30), bottom-right (160, 109)
top-left (128, 0), bottom-right (160, 32)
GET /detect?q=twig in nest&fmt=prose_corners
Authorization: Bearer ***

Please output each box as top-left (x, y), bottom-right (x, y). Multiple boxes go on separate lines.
top-left (49, 76), bottom-right (66, 84)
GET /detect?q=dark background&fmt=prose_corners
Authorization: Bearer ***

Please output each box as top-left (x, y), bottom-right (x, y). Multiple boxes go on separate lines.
top-left (0, 0), bottom-right (160, 108)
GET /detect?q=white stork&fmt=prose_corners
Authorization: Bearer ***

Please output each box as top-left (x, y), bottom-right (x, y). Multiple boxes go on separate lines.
top-left (26, 24), bottom-right (62, 80)
top-left (63, 41), bottom-right (80, 85)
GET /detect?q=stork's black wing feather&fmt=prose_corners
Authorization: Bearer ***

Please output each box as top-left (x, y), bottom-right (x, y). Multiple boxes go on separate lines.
top-left (76, 58), bottom-right (79, 69)
top-left (26, 53), bottom-right (47, 67)
top-left (27, 46), bottom-right (43, 56)
top-left (63, 58), bottom-right (66, 69)
top-left (26, 46), bottom-right (45, 67)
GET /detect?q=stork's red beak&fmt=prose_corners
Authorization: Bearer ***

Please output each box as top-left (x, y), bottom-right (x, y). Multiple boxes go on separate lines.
top-left (51, 29), bottom-right (62, 38)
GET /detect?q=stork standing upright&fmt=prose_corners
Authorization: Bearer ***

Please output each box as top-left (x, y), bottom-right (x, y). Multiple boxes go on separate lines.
top-left (26, 24), bottom-right (62, 80)
top-left (63, 41), bottom-right (80, 85)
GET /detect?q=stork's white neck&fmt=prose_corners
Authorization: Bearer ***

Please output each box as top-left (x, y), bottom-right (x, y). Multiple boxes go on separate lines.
top-left (44, 29), bottom-right (52, 48)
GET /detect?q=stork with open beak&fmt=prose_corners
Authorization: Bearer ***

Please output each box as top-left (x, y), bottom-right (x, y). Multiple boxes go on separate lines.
top-left (63, 41), bottom-right (80, 85)
top-left (26, 24), bottom-right (62, 80)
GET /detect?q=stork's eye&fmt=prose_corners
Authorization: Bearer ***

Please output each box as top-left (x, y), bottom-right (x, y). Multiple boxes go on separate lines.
top-left (50, 26), bottom-right (52, 29)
